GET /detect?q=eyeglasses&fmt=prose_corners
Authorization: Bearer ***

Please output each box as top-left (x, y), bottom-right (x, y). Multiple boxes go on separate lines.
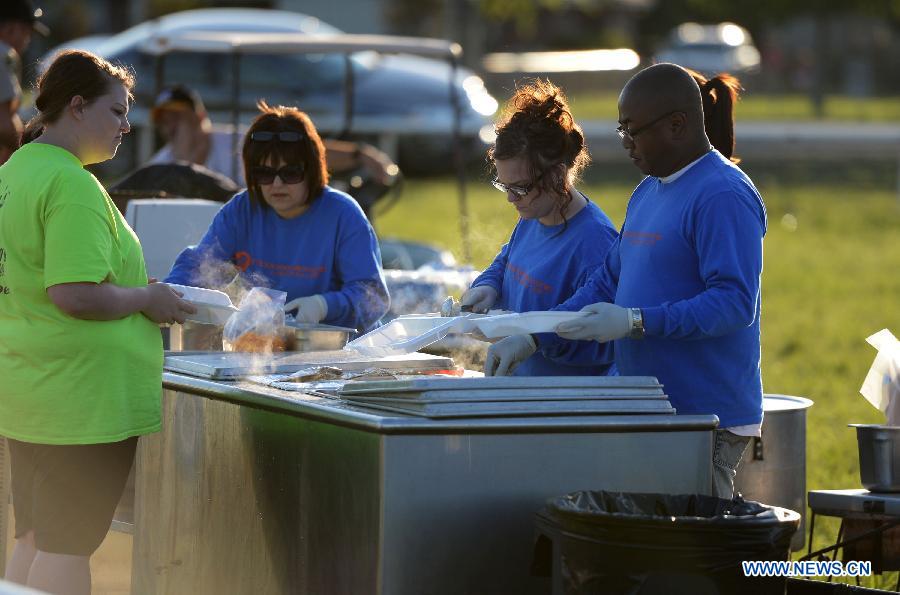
top-left (491, 170), bottom-right (545, 199)
top-left (616, 110), bottom-right (683, 141)
top-left (250, 131), bottom-right (303, 142)
top-left (251, 165), bottom-right (306, 185)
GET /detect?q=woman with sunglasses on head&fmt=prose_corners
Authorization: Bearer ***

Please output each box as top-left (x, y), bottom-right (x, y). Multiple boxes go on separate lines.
top-left (461, 80), bottom-right (619, 377)
top-left (0, 50), bottom-right (194, 594)
top-left (166, 102), bottom-right (389, 333)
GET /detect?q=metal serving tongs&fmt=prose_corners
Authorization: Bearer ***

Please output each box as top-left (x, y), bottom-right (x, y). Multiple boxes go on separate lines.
top-left (440, 296), bottom-right (471, 318)
top-left (440, 296), bottom-right (511, 319)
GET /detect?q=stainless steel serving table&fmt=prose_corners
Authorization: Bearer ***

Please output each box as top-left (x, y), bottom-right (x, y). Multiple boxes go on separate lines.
top-left (133, 372), bottom-right (719, 595)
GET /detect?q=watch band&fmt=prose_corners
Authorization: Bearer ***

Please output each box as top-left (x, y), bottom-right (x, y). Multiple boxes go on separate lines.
top-left (628, 308), bottom-right (644, 339)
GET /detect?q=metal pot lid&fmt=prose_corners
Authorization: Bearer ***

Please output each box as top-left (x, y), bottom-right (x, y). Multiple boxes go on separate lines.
top-left (762, 394), bottom-right (814, 411)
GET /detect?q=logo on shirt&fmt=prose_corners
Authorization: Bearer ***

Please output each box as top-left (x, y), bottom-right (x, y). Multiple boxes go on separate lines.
top-left (623, 231), bottom-right (663, 246)
top-left (0, 247), bottom-right (8, 295)
top-left (233, 251), bottom-right (325, 278)
top-left (506, 263), bottom-right (553, 295)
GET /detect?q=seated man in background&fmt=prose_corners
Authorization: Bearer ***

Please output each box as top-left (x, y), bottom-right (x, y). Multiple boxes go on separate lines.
top-left (0, 0), bottom-right (48, 163)
top-left (148, 84), bottom-right (398, 202)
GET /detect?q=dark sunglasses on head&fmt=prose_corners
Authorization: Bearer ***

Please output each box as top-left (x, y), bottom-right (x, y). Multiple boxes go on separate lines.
top-left (252, 165), bottom-right (306, 185)
top-left (250, 131), bottom-right (303, 142)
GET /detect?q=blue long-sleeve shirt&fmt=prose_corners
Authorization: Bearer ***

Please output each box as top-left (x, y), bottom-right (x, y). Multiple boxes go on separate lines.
top-left (547, 151), bottom-right (767, 426)
top-left (165, 186), bottom-right (390, 333)
top-left (472, 197), bottom-right (618, 376)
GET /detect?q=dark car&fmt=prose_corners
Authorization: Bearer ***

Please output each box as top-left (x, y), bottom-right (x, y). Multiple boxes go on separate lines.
top-left (39, 8), bottom-right (498, 176)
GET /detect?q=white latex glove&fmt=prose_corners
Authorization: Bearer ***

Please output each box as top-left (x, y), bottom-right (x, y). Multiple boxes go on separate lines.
top-left (460, 285), bottom-right (498, 314)
top-left (484, 334), bottom-right (537, 377)
top-left (284, 294), bottom-right (328, 324)
top-left (555, 302), bottom-right (632, 343)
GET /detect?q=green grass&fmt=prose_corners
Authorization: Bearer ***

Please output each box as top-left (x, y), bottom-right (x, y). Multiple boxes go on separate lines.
top-left (567, 91), bottom-right (900, 122)
top-left (377, 175), bottom-right (900, 587)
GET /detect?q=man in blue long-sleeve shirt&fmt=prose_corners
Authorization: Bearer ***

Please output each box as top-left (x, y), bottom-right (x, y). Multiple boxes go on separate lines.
top-left (488, 63), bottom-right (767, 498)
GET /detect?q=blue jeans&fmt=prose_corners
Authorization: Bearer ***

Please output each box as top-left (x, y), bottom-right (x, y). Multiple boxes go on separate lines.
top-left (712, 429), bottom-right (751, 499)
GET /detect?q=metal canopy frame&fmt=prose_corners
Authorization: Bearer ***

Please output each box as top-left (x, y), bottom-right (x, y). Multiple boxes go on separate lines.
top-left (144, 31), bottom-right (471, 262)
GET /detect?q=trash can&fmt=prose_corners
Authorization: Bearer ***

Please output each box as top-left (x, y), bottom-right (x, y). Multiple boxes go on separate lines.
top-left (533, 491), bottom-right (801, 595)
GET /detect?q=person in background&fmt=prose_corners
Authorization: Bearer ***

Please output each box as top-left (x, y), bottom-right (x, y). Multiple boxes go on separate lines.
top-left (0, 49), bottom-right (194, 595)
top-left (460, 79), bottom-right (618, 376)
top-left (0, 0), bottom-right (48, 164)
top-left (487, 64), bottom-right (766, 499)
top-left (165, 101), bottom-right (390, 334)
top-left (148, 84), bottom-right (398, 191)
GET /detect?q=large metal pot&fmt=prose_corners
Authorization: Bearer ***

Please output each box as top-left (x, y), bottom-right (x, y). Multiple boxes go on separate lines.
top-left (733, 394), bottom-right (813, 551)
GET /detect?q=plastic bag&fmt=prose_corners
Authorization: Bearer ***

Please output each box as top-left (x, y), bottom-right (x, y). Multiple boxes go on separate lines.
top-left (223, 287), bottom-right (287, 344)
top-left (860, 329), bottom-right (900, 424)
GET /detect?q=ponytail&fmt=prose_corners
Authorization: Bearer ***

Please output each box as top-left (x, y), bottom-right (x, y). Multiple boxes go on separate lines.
top-left (21, 118), bottom-right (44, 145)
top-left (699, 74), bottom-right (741, 163)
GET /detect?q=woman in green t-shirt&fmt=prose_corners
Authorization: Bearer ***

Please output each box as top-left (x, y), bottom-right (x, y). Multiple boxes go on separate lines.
top-left (0, 50), bottom-right (194, 594)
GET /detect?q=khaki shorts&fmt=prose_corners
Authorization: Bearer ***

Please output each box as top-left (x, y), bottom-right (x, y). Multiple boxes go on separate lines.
top-left (7, 437), bottom-right (137, 556)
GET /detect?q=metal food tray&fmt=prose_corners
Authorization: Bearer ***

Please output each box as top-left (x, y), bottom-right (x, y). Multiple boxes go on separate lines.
top-left (339, 375), bottom-right (663, 395)
top-left (345, 398), bottom-right (676, 419)
top-left (164, 351), bottom-right (454, 380)
top-left (340, 388), bottom-right (667, 402)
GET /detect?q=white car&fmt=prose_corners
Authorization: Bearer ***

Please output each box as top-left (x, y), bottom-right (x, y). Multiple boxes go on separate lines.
top-left (655, 22), bottom-right (761, 75)
top-left (40, 8), bottom-right (498, 175)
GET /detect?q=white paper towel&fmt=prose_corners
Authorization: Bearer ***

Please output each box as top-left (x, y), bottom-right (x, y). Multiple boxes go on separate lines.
top-left (860, 329), bottom-right (900, 424)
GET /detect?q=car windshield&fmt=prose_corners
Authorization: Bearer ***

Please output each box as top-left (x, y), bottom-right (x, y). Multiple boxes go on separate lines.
top-left (100, 10), bottom-right (342, 56)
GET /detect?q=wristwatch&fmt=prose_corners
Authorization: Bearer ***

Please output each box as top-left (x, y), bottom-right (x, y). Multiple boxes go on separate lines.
top-left (628, 308), bottom-right (644, 339)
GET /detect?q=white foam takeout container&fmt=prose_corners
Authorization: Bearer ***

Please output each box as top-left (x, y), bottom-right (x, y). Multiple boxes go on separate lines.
top-left (346, 314), bottom-right (478, 357)
top-left (473, 311), bottom-right (590, 339)
top-left (166, 283), bottom-right (238, 325)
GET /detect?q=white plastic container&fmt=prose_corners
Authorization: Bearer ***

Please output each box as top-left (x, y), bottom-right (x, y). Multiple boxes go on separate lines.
top-left (166, 283), bottom-right (238, 325)
top-left (346, 315), bottom-right (475, 357)
top-left (474, 311), bottom-right (589, 339)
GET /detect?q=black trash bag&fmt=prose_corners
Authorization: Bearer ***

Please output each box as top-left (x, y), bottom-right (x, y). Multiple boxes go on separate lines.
top-left (534, 490), bottom-right (800, 595)
top-left (110, 161), bottom-right (241, 204)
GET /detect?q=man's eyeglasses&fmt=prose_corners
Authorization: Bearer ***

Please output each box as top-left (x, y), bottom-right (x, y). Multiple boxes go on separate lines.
top-left (616, 110), bottom-right (683, 141)
top-left (250, 131), bottom-right (303, 142)
top-left (252, 165), bottom-right (306, 185)
top-left (491, 170), bottom-right (545, 199)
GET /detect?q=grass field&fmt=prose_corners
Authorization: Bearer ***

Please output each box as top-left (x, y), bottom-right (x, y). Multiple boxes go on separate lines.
top-left (377, 171), bottom-right (900, 587)
top-left (567, 91), bottom-right (900, 122)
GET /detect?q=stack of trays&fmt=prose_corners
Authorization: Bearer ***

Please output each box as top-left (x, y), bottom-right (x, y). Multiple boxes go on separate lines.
top-left (339, 376), bottom-right (673, 419)
top-left (163, 351), bottom-right (455, 380)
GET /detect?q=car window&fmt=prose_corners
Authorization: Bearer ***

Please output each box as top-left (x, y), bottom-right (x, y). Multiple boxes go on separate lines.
top-left (118, 50), bottom-right (349, 112)
top-left (239, 53), bottom-right (345, 98)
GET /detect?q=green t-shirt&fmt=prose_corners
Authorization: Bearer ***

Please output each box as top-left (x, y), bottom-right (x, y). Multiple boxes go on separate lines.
top-left (0, 143), bottom-right (163, 444)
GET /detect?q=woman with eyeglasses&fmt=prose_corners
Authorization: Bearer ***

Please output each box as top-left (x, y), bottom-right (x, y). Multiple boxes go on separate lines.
top-left (166, 102), bottom-right (389, 333)
top-left (461, 80), bottom-right (619, 376)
